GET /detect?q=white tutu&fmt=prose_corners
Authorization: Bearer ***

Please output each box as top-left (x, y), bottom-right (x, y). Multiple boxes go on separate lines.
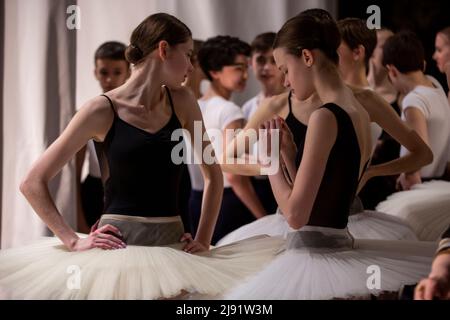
top-left (0, 230), bottom-right (284, 300)
top-left (217, 209), bottom-right (417, 246)
top-left (224, 226), bottom-right (435, 300)
top-left (376, 180), bottom-right (450, 241)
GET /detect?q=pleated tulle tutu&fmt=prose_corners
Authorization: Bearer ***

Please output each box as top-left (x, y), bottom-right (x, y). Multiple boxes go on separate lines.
top-left (0, 215), bottom-right (284, 300)
top-left (217, 208), bottom-right (417, 246)
top-left (376, 180), bottom-right (450, 241)
top-left (224, 226), bottom-right (435, 300)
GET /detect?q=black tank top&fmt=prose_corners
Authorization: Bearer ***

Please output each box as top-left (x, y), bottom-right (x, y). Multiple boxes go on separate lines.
top-left (284, 96), bottom-right (364, 229)
top-left (94, 86), bottom-right (184, 217)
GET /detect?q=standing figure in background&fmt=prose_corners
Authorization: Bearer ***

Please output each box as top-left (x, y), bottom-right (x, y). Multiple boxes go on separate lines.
top-left (76, 41), bottom-right (131, 232)
top-left (242, 32), bottom-right (286, 214)
top-left (188, 35), bottom-right (268, 244)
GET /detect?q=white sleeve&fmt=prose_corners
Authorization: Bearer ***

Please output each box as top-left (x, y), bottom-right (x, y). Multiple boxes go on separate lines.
top-left (402, 93), bottom-right (430, 119)
top-left (220, 102), bottom-right (245, 130)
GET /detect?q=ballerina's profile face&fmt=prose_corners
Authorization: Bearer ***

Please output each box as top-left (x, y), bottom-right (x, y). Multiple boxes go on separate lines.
top-left (162, 39), bottom-right (195, 88)
top-left (273, 47), bottom-right (315, 100)
top-left (433, 33), bottom-right (450, 73)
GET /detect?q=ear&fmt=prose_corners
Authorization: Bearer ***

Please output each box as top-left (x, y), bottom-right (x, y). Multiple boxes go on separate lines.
top-left (93, 68), bottom-right (100, 80)
top-left (209, 70), bottom-right (222, 80)
top-left (386, 64), bottom-right (398, 77)
top-left (353, 45), bottom-right (365, 62)
top-left (301, 49), bottom-right (314, 67)
top-left (158, 40), bottom-right (169, 61)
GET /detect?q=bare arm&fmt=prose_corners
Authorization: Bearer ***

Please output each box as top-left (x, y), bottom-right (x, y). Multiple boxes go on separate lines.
top-left (75, 145), bottom-right (90, 233)
top-left (268, 109), bottom-right (337, 229)
top-left (222, 92), bottom-right (289, 175)
top-left (20, 97), bottom-right (124, 251)
top-left (172, 88), bottom-right (223, 249)
top-left (223, 119), bottom-right (267, 219)
top-left (355, 90), bottom-right (432, 185)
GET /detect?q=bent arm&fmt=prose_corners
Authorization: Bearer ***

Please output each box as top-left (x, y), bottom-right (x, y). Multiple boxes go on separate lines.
top-left (175, 89), bottom-right (223, 247)
top-left (222, 93), bottom-right (289, 175)
top-left (358, 91), bottom-right (432, 179)
top-left (20, 97), bottom-right (114, 250)
top-left (269, 109), bottom-right (337, 229)
top-left (223, 120), bottom-right (267, 219)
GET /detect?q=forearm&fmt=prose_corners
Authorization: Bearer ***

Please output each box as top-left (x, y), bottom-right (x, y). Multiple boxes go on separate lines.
top-left (220, 154), bottom-right (263, 176)
top-left (228, 175), bottom-right (267, 219)
top-left (281, 148), bottom-right (298, 184)
top-left (369, 144), bottom-right (431, 178)
top-left (195, 173), bottom-right (223, 246)
top-left (20, 178), bottom-right (79, 249)
top-left (268, 168), bottom-right (293, 218)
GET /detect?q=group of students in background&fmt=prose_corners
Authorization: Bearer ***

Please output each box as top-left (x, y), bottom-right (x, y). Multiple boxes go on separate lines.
top-left (4, 9), bottom-right (449, 300)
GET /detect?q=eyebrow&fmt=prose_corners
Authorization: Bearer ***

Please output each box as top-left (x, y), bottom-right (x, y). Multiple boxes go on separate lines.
top-left (230, 62), bottom-right (247, 67)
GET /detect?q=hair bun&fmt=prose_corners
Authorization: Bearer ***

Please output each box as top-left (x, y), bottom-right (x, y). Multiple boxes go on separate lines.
top-left (125, 44), bottom-right (144, 64)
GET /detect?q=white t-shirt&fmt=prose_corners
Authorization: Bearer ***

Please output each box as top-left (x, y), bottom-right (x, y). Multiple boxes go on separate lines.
top-left (242, 93), bottom-right (263, 121)
top-left (187, 96), bottom-right (245, 190)
top-left (400, 75), bottom-right (450, 178)
top-left (81, 140), bottom-right (101, 180)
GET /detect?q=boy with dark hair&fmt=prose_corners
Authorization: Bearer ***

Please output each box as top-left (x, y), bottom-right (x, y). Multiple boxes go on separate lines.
top-left (76, 41), bottom-right (131, 232)
top-left (189, 35), bottom-right (268, 244)
top-left (383, 31), bottom-right (450, 189)
top-left (241, 32), bottom-right (285, 214)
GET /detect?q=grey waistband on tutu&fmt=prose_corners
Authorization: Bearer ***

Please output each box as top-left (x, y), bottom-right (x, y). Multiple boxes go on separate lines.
top-left (286, 225), bottom-right (355, 251)
top-left (98, 214), bottom-right (185, 247)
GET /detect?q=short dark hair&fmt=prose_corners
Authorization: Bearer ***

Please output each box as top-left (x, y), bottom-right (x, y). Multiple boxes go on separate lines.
top-left (94, 41), bottom-right (128, 64)
top-left (198, 35), bottom-right (251, 81)
top-left (251, 32), bottom-right (276, 54)
top-left (382, 31), bottom-right (425, 73)
top-left (337, 18), bottom-right (377, 71)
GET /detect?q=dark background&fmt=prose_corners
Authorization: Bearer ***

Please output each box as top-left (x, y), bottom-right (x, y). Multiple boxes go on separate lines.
top-left (338, 0), bottom-right (450, 92)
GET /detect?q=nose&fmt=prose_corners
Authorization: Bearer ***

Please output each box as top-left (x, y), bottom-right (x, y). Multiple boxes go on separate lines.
top-left (242, 69), bottom-right (249, 81)
top-left (432, 51), bottom-right (438, 61)
top-left (106, 77), bottom-right (112, 83)
top-left (283, 76), bottom-right (290, 88)
top-left (187, 61), bottom-right (194, 73)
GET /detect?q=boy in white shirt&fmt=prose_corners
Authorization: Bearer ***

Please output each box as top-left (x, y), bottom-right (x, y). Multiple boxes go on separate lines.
top-left (383, 31), bottom-right (450, 190)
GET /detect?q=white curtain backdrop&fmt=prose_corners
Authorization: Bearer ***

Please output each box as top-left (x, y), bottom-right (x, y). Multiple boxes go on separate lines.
top-left (2, 0), bottom-right (336, 248)
top-left (2, 0), bottom-right (77, 248)
top-left (76, 0), bottom-right (337, 106)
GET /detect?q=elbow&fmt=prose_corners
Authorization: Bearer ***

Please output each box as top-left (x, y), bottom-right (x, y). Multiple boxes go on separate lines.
top-left (422, 146), bottom-right (433, 167)
top-left (284, 207), bottom-right (307, 230)
top-left (204, 165), bottom-right (224, 189)
top-left (19, 174), bottom-right (44, 198)
top-left (19, 176), bottom-right (33, 197)
top-left (286, 214), bottom-right (306, 230)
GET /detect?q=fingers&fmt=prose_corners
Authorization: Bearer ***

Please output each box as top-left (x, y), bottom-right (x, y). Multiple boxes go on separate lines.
top-left (97, 233), bottom-right (126, 248)
top-left (424, 278), bottom-right (439, 300)
top-left (93, 238), bottom-right (123, 250)
top-left (414, 280), bottom-right (426, 300)
top-left (179, 233), bottom-right (193, 243)
top-left (182, 240), bottom-right (207, 254)
top-left (90, 219), bottom-right (100, 233)
top-left (96, 224), bottom-right (122, 238)
top-left (414, 278), bottom-right (438, 300)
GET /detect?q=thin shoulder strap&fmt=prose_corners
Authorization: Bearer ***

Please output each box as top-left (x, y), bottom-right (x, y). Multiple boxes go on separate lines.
top-left (163, 85), bottom-right (175, 112)
top-left (101, 94), bottom-right (117, 116)
top-left (288, 90), bottom-right (293, 114)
